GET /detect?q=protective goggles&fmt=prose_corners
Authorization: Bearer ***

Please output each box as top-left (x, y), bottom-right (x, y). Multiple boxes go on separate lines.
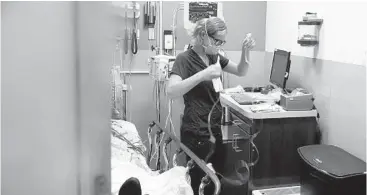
top-left (204, 19), bottom-right (226, 47)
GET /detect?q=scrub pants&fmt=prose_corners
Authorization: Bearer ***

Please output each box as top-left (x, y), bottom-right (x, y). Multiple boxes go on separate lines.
top-left (181, 130), bottom-right (225, 195)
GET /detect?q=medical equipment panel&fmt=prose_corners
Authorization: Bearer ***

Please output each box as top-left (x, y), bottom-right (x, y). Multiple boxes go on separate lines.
top-left (147, 55), bottom-right (175, 81)
top-left (183, 1), bottom-right (224, 30)
top-left (164, 30), bottom-right (173, 50)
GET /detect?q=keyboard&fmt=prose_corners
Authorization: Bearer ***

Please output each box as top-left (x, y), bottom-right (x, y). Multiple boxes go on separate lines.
top-left (230, 93), bottom-right (266, 105)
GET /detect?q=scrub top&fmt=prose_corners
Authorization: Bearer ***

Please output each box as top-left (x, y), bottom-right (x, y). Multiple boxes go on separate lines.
top-left (170, 48), bottom-right (229, 137)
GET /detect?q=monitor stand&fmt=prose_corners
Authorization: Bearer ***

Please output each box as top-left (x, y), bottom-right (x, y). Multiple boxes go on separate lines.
top-left (268, 83), bottom-right (293, 95)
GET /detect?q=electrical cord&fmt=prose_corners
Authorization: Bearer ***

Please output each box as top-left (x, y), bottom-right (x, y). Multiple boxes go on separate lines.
top-left (205, 98), bottom-right (262, 188)
top-left (150, 129), bottom-right (165, 170)
top-left (131, 9), bottom-right (138, 54)
top-left (205, 94), bottom-right (221, 162)
top-left (206, 90), bottom-right (252, 186)
top-left (215, 160), bottom-right (250, 187)
top-left (111, 128), bottom-right (144, 157)
top-left (204, 53), bottom-right (228, 162)
top-left (221, 48), bottom-right (262, 167)
top-left (150, 133), bottom-right (158, 163)
top-left (156, 135), bottom-right (161, 170)
top-left (162, 137), bottom-right (172, 171)
top-left (150, 130), bottom-right (160, 163)
top-left (165, 99), bottom-right (176, 137)
top-left (204, 66), bottom-right (263, 187)
top-left (172, 3), bottom-right (184, 56)
top-left (231, 113), bottom-right (263, 167)
top-left (146, 125), bottom-right (154, 165)
top-left (156, 132), bottom-right (165, 170)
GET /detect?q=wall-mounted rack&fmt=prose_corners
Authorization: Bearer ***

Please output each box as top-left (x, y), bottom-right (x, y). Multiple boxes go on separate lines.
top-left (298, 12), bottom-right (323, 47)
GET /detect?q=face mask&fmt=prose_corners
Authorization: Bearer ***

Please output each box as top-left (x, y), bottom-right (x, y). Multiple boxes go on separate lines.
top-left (202, 44), bottom-right (219, 55)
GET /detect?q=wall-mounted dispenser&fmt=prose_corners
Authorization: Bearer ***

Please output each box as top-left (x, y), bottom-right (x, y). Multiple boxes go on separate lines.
top-left (297, 12), bottom-right (323, 46)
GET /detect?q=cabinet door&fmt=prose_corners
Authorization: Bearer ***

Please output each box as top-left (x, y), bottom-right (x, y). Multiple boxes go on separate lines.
top-left (221, 132), bottom-right (251, 195)
top-left (250, 117), bottom-right (318, 188)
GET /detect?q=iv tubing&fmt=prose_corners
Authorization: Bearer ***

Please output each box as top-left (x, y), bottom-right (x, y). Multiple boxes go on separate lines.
top-left (172, 3), bottom-right (184, 56)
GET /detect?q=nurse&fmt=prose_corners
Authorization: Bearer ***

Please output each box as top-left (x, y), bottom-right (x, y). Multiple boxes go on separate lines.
top-left (167, 17), bottom-right (255, 195)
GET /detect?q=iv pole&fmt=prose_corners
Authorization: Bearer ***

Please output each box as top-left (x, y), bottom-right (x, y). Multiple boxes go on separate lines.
top-left (159, 0), bottom-right (163, 55)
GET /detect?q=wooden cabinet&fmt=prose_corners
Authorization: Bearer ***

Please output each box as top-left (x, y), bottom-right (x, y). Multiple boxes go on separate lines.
top-left (220, 107), bottom-right (319, 195)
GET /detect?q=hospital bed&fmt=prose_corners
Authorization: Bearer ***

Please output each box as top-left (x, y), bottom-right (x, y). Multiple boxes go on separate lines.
top-left (110, 58), bottom-right (220, 195)
top-left (110, 119), bottom-right (221, 195)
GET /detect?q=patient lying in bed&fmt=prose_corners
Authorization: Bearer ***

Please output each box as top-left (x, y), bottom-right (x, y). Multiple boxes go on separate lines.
top-left (111, 119), bottom-right (193, 195)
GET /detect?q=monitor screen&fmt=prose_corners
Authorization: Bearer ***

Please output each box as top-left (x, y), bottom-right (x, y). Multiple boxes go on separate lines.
top-left (270, 49), bottom-right (291, 89)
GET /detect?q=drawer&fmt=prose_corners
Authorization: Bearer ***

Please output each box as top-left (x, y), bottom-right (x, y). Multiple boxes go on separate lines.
top-left (228, 108), bottom-right (253, 129)
top-left (222, 125), bottom-right (250, 143)
top-left (222, 108), bottom-right (253, 144)
top-left (228, 107), bottom-right (254, 125)
top-left (227, 107), bottom-right (264, 135)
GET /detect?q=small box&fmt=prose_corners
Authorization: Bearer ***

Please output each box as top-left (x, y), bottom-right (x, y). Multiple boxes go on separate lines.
top-left (280, 93), bottom-right (314, 111)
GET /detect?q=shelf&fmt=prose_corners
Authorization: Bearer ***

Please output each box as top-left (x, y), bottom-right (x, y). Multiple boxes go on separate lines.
top-left (120, 70), bottom-right (149, 74)
top-left (297, 39), bottom-right (319, 46)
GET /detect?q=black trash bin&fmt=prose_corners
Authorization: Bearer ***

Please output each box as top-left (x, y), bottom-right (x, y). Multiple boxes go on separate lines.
top-left (298, 145), bottom-right (366, 195)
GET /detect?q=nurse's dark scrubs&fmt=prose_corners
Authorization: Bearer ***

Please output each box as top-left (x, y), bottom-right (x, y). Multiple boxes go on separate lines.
top-left (170, 47), bottom-right (229, 195)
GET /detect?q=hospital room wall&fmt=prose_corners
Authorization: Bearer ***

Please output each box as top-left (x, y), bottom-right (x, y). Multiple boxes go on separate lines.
top-left (2, 2), bottom-right (117, 195)
top-left (2, 2), bottom-right (79, 195)
top-left (264, 2), bottom-right (367, 161)
top-left (76, 2), bottom-right (120, 195)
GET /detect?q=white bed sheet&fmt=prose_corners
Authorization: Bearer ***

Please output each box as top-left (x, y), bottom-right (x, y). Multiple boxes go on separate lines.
top-left (111, 120), bottom-right (193, 195)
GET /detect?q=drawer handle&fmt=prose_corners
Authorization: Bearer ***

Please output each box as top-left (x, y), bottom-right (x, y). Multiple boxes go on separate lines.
top-left (232, 134), bottom-right (242, 152)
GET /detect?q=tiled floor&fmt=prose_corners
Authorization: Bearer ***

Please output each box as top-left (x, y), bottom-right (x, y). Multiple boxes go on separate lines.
top-left (252, 185), bottom-right (300, 195)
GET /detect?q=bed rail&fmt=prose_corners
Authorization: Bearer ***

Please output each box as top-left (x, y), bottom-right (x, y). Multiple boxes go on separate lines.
top-left (149, 121), bottom-right (221, 195)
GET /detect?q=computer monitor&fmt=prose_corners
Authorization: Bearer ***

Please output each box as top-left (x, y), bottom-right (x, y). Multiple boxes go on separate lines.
top-left (270, 49), bottom-right (291, 89)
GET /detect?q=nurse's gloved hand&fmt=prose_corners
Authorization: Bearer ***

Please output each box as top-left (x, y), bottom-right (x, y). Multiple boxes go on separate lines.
top-left (241, 33), bottom-right (256, 64)
top-left (201, 56), bottom-right (222, 81)
top-left (242, 33), bottom-right (256, 51)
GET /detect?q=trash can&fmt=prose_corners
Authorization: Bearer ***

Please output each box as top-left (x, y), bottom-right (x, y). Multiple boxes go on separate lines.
top-left (298, 145), bottom-right (366, 195)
